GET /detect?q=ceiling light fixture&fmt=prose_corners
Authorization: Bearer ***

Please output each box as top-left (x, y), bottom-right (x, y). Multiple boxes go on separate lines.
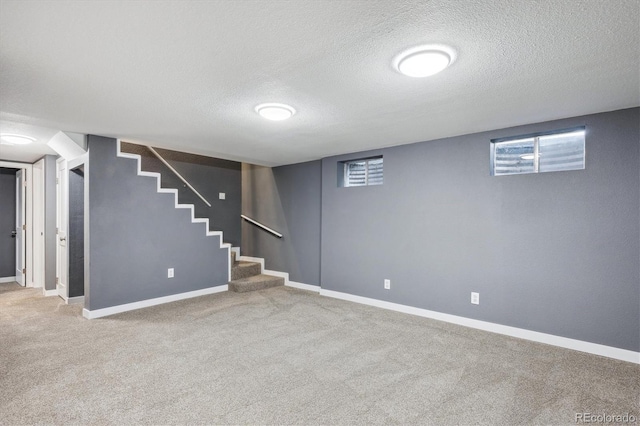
top-left (0, 134), bottom-right (36, 145)
top-left (394, 45), bottom-right (455, 78)
top-left (255, 103), bottom-right (296, 121)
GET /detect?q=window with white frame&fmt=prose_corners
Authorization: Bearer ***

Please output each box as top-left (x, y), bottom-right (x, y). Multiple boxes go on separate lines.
top-left (340, 157), bottom-right (383, 187)
top-left (491, 128), bottom-right (585, 176)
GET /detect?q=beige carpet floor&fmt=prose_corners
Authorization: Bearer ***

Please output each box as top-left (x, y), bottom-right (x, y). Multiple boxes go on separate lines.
top-left (0, 282), bottom-right (638, 425)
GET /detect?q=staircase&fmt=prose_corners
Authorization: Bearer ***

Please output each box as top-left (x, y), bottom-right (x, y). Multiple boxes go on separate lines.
top-left (229, 251), bottom-right (284, 292)
top-left (117, 140), bottom-right (288, 294)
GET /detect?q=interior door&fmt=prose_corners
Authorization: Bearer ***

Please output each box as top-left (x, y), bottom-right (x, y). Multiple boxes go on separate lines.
top-left (56, 160), bottom-right (68, 298)
top-left (33, 160), bottom-right (45, 288)
top-left (15, 170), bottom-right (25, 286)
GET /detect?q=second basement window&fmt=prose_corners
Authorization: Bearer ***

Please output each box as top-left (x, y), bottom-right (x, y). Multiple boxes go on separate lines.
top-left (491, 127), bottom-right (585, 176)
top-left (342, 157), bottom-right (383, 187)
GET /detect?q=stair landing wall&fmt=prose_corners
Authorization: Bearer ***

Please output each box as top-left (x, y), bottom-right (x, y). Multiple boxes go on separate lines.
top-left (241, 162), bottom-right (322, 287)
top-left (85, 136), bottom-right (229, 311)
top-left (120, 142), bottom-right (242, 246)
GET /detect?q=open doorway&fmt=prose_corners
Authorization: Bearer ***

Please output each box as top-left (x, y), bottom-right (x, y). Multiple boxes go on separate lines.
top-left (67, 165), bottom-right (84, 303)
top-left (0, 161), bottom-right (35, 288)
top-left (0, 167), bottom-right (19, 284)
top-left (0, 160), bottom-right (49, 296)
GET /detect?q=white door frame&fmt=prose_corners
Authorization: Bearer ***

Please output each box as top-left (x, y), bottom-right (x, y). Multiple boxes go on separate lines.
top-left (32, 159), bottom-right (45, 288)
top-left (0, 161), bottom-right (33, 288)
top-left (56, 157), bottom-right (68, 300)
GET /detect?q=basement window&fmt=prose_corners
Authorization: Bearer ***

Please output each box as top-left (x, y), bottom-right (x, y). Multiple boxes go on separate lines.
top-left (339, 156), bottom-right (383, 187)
top-left (490, 127), bottom-right (585, 176)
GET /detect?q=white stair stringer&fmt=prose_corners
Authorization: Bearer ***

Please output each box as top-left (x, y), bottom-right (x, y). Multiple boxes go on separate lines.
top-left (115, 139), bottom-right (231, 281)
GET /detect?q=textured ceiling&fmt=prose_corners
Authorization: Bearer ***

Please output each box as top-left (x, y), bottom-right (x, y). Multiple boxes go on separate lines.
top-left (1, 0), bottom-right (638, 166)
top-left (0, 121), bottom-right (58, 163)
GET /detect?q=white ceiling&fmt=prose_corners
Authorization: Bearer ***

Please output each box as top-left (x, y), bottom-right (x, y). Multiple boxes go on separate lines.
top-left (1, 0), bottom-right (638, 166)
top-left (0, 121), bottom-right (58, 163)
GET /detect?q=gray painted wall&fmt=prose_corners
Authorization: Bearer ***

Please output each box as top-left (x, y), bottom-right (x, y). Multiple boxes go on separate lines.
top-left (68, 168), bottom-right (84, 298)
top-left (120, 143), bottom-right (242, 246)
top-left (241, 161), bottom-right (322, 285)
top-left (320, 108), bottom-right (639, 352)
top-left (0, 168), bottom-right (17, 277)
top-left (86, 136), bottom-right (229, 311)
top-left (43, 155), bottom-right (57, 291)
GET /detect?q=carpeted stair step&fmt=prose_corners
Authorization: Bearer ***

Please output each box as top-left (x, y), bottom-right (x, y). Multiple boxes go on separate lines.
top-left (231, 260), bottom-right (262, 280)
top-left (228, 274), bottom-right (284, 293)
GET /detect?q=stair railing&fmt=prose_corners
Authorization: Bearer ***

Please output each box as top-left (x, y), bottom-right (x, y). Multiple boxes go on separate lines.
top-left (147, 146), bottom-right (212, 207)
top-left (241, 215), bottom-right (283, 238)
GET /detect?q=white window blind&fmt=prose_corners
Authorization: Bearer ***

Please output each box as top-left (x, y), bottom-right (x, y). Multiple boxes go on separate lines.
top-left (491, 128), bottom-right (585, 176)
top-left (343, 157), bottom-right (383, 187)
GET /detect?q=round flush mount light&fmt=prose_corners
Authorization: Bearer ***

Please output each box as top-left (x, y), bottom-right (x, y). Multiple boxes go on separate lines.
top-left (0, 134), bottom-right (36, 145)
top-left (394, 45), bottom-right (456, 78)
top-left (255, 103), bottom-right (296, 121)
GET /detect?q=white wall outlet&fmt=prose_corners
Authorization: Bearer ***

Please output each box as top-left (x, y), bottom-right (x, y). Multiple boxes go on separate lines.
top-left (471, 292), bottom-right (479, 305)
top-left (384, 279), bottom-right (391, 290)
top-left (168, 268), bottom-right (174, 278)
top-left (219, 192), bottom-right (226, 200)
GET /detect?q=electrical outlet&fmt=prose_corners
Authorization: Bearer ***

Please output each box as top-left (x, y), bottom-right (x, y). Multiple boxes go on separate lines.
top-left (219, 192), bottom-right (226, 200)
top-left (168, 268), bottom-right (174, 278)
top-left (471, 292), bottom-right (479, 305)
top-left (384, 279), bottom-right (391, 290)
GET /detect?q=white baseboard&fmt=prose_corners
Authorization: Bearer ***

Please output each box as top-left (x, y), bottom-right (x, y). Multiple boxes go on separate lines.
top-left (319, 289), bottom-right (640, 365)
top-left (83, 285), bottom-right (229, 319)
top-left (264, 269), bottom-right (289, 285)
top-left (66, 296), bottom-right (85, 305)
top-left (287, 281), bottom-right (320, 293)
top-left (0, 276), bottom-right (17, 284)
top-left (43, 289), bottom-right (58, 297)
